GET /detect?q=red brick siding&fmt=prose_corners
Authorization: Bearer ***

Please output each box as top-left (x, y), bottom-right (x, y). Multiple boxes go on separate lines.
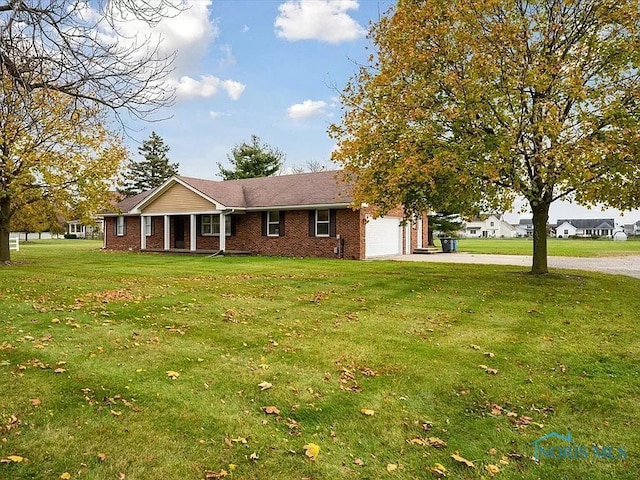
top-left (146, 217), bottom-right (164, 249)
top-left (104, 208), bottom-right (428, 260)
top-left (104, 216), bottom-right (141, 250)
top-left (225, 210), bottom-right (363, 259)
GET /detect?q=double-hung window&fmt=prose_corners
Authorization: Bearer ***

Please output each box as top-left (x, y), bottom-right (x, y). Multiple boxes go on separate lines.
top-left (201, 215), bottom-right (231, 236)
top-left (315, 209), bottom-right (330, 237)
top-left (267, 211), bottom-right (280, 236)
top-left (116, 216), bottom-right (125, 236)
top-left (144, 217), bottom-right (153, 236)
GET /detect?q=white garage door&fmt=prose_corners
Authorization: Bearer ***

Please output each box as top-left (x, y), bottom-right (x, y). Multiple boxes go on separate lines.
top-left (365, 216), bottom-right (402, 257)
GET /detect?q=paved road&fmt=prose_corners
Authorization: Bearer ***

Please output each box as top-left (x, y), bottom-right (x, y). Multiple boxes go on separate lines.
top-left (388, 253), bottom-right (640, 279)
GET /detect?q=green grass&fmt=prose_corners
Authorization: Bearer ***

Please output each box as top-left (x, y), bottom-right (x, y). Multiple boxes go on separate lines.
top-left (1, 240), bottom-right (639, 479)
top-left (457, 237), bottom-right (640, 256)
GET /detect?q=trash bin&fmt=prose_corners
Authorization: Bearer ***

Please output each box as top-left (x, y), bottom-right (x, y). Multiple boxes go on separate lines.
top-left (440, 237), bottom-right (452, 253)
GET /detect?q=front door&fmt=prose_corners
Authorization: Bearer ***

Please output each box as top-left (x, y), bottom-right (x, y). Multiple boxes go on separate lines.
top-left (174, 216), bottom-right (185, 248)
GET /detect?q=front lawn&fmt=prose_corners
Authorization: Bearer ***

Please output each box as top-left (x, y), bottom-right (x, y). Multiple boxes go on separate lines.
top-left (1, 241), bottom-right (638, 479)
top-left (457, 237), bottom-right (640, 256)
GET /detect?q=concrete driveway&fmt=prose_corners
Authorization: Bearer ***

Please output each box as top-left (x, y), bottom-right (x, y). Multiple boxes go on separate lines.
top-left (388, 253), bottom-right (640, 279)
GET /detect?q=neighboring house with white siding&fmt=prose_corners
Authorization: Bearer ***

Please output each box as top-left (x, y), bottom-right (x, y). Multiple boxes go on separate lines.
top-left (555, 218), bottom-right (615, 238)
top-left (623, 220), bottom-right (640, 237)
top-left (460, 214), bottom-right (516, 238)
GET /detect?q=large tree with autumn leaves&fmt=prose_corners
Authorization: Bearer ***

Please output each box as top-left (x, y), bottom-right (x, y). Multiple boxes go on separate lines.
top-left (330, 0), bottom-right (640, 274)
top-left (0, 81), bottom-right (126, 262)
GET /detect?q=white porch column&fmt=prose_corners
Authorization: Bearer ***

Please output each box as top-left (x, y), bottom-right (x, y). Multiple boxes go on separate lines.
top-left (164, 215), bottom-right (170, 250)
top-left (190, 214), bottom-right (197, 251)
top-left (417, 217), bottom-right (423, 249)
top-left (219, 212), bottom-right (226, 252)
top-left (140, 215), bottom-right (146, 250)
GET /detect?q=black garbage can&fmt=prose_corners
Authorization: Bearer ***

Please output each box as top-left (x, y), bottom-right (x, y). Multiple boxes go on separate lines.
top-left (440, 237), bottom-right (452, 253)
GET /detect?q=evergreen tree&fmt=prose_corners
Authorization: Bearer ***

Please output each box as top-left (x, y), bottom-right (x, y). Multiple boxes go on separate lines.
top-left (119, 132), bottom-right (178, 196)
top-left (218, 135), bottom-right (284, 180)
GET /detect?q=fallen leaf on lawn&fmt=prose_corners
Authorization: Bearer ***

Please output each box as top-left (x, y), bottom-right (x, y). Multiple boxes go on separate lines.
top-left (118, 474), bottom-right (126, 480)
top-left (486, 464), bottom-right (501, 476)
top-left (97, 453), bottom-right (107, 462)
top-left (408, 437), bottom-right (446, 447)
top-left (485, 352), bottom-right (495, 358)
top-left (354, 458), bottom-right (365, 466)
top-left (303, 443), bottom-right (320, 460)
top-left (30, 398), bottom-right (41, 407)
top-left (430, 463), bottom-right (448, 476)
top-left (249, 452), bottom-right (259, 461)
top-left (2, 455), bottom-right (26, 463)
top-left (258, 381), bottom-right (273, 391)
top-left (479, 365), bottom-right (498, 375)
top-left (54, 368), bottom-right (66, 374)
top-left (166, 370), bottom-right (180, 380)
top-left (228, 464), bottom-right (237, 471)
top-left (387, 463), bottom-right (398, 472)
top-left (110, 410), bottom-right (123, 418)
top-left (262, 406), bottom-right (280, 415)
top-left (360, 408), bottom-right (375, 416)
top-left (500, 456), bottom-right (510, 465)
top-left (205, 470), bottom-right (228, 479)
top-left (427, 437), bottom-right (447, 447)
top-left (230, 437), bottom-right (248, 444)
top-left (451, 453), bottom-right (475, 468)
top-left (60, 473), bottom-right (71, 480)
top-left (470, 344), bottom-right (481, 350)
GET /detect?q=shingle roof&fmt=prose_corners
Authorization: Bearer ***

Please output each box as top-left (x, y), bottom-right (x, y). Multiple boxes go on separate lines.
top-left (556, 218), bottom-right (615, 229)
top-left (110, 170), bottom-right (353, 214)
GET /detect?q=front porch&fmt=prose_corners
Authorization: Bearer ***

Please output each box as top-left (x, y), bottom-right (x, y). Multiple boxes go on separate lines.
top-left (140, 212), bottom-right (233, 252)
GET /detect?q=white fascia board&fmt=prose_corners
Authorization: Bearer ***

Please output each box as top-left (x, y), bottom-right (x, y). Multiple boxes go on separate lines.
top-left (246, 203), bottom-right (353, 212)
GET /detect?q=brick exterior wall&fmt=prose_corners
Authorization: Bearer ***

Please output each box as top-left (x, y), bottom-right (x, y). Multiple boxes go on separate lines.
top-left (104, 208), bottom-right (428, 259)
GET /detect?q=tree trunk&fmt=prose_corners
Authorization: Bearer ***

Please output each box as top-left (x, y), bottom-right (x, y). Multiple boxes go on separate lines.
top-left (530, 202), bottom-right (550, 275)
top-left (0, 196), bottom-right (11, 264)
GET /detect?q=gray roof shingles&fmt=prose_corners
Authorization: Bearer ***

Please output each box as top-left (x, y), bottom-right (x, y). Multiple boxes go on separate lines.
top-left (556, 218), bottom-right (615, 229)
top-left (109, 170), bottom-right (353, 214)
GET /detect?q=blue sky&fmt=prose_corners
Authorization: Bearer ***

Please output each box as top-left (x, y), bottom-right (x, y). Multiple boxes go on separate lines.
top-left (121, 0), bottom-right (640, 226)
top-left (125, 0), bottom-right (393, 178)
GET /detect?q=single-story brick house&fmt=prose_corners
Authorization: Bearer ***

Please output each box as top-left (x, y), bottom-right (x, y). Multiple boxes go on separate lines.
top-left (100, 171), bottom-right (428, 259)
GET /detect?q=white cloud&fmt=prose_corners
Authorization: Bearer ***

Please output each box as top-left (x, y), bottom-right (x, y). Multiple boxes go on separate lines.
top-left (288, 99), bottom-right (328, 119)
top-left (86, 1), bottom-right (246, 103)
top-left (242, 24), bottom-right (250, 33)
top-left (275, 0), bottom-right (366, 44)
top-left (176, 75), bottom-right (246, 100)
top-left (219, 44), bottom-right (236, 68)
top-left (209, 111), bottom-right (224, 118)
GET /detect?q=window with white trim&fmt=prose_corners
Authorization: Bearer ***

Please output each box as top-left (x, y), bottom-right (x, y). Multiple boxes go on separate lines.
top-left (144, 217), bottom-right (153, 236)
top-left (69, 224), bottom-right (83, 234)
top-left (316, 209), bottom-right (330, 237)
top-left (201, 215), bottom-right (231, 236)
top-left (116, 216), bottom-right (125, 236)
top-left (267, 211), bottom-right (280, 236)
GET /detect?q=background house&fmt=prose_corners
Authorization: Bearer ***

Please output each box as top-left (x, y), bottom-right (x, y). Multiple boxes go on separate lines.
top-left (515, 218), bottom-right (534, 237)
top-left (623, 220), bottom-right (640, 237)
top-left (66, 219), bottom-right (104, 239)
top-left (460, 214), bottom-right (516, 238)
top-left (555, 218), bottom-right (615, 238)
top-left (100, 171), bottom-right (428, 260)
